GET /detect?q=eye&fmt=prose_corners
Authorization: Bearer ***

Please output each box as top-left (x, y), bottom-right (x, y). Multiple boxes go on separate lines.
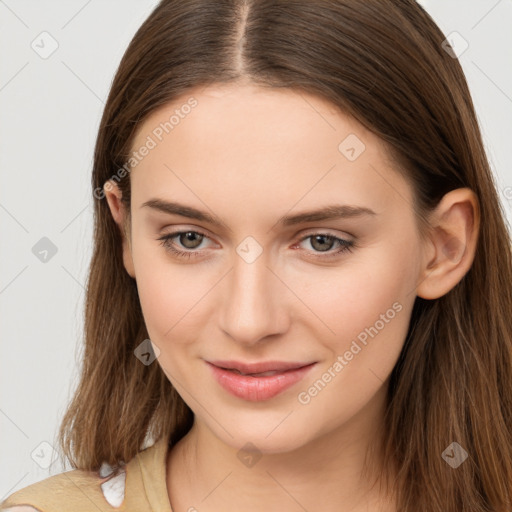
top-left (157, 230), bottom-right (355, 261)
top-left (157, 230), bottom-right (212, 259)
top-left (294, 232), bottom-right (355, 259)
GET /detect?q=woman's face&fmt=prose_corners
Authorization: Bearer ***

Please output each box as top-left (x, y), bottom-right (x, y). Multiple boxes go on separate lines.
top-left (109, 83), bottom-right (426, 453)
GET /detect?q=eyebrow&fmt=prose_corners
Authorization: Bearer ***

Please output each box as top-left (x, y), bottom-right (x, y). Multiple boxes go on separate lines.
top-left (140, 198), bottom-right (376, 232)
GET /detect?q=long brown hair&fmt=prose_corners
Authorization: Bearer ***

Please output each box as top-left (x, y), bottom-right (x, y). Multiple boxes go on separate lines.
top-left (58, 1), bottom-right (512, 510)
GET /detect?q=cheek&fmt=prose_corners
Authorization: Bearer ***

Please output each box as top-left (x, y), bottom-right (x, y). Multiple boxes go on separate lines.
top-left (292, 241), bottom-right (416, 362)
top-left (292, 257), bottom-right (413, 424)
top-left (135, 266), bottom-right (209, 343)
top-left (132, 237), bottom-right (220, 351)
top-left (313, 251), bottom-right (409, 310)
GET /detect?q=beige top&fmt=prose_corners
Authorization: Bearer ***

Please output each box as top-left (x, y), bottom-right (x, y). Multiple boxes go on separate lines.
top-left (0, 438), bottom-right (173, 512)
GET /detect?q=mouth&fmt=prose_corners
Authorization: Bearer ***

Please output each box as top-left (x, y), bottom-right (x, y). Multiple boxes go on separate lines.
top-left (205, 360), bottom-right (317, 401)
top-left (222, 368), bottom-right (287, 377)
top-left (207, 359), bottom-right (315, 375)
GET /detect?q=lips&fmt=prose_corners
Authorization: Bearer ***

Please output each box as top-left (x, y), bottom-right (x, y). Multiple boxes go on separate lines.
top-left (206, 360), bottom-right (317, 401)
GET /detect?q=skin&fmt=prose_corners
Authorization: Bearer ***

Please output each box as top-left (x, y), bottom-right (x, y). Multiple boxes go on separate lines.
top-left (104, 83), bottom-right (479, 512)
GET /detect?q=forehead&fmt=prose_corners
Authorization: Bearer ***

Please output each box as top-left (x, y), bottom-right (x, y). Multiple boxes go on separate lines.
top-left (128, 83), bottom-right (412, 222)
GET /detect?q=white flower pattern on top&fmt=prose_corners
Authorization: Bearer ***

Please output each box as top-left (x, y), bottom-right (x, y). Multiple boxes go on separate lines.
top-left (99, 461), bottom-right (115, 478)
top-left (98, 462), bottom-right (126, 508)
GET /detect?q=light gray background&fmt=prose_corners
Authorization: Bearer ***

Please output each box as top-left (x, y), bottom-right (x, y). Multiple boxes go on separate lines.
top-left (1, 0), bottom-right (511, 498)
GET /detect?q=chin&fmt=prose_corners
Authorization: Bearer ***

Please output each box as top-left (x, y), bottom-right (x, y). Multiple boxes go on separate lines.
top-left (206, 417), bottom-right (317, 456)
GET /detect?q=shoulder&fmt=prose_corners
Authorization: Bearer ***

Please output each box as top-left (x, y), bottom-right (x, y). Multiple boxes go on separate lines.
top-left (0, 462), bottom-right (127, 512)
top-left (0, 439), bottom-right (171, 512)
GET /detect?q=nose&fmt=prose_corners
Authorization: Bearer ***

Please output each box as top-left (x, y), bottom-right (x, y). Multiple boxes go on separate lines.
top-left (218, 248), bottom-right (290, 346)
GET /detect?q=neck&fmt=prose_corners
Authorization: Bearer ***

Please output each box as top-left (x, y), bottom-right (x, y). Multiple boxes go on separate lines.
top-left (166, 384), bottom-right (397, 512)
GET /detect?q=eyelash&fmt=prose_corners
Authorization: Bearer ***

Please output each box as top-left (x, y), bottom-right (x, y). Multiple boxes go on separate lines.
top-left (157, 230), bottom-right (355, 261)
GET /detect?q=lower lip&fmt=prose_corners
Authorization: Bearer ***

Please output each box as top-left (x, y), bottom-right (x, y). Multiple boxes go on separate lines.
top-left (206, 362), bottom-right (316, 401)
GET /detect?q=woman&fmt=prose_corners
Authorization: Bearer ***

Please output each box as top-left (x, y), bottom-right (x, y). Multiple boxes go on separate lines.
top-left (2, 1), bottom-right (512, 511)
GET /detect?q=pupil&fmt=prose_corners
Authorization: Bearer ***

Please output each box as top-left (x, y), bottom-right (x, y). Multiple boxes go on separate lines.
top-left (182, 232), bottom-right (202, 248)
top-left (313, 235), bottom-right (332, 252)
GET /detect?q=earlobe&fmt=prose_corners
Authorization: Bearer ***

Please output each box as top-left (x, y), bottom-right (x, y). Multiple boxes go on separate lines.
top-left (103, 180), bottom-right (136, 279)
top-left (416, 188), bottom-right (480, 300)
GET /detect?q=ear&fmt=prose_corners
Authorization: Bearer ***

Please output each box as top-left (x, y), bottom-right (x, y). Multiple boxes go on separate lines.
top-left (103, 180), bottom-right (136, 279)
top-left (416, 187), bottom-right (480, 300)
